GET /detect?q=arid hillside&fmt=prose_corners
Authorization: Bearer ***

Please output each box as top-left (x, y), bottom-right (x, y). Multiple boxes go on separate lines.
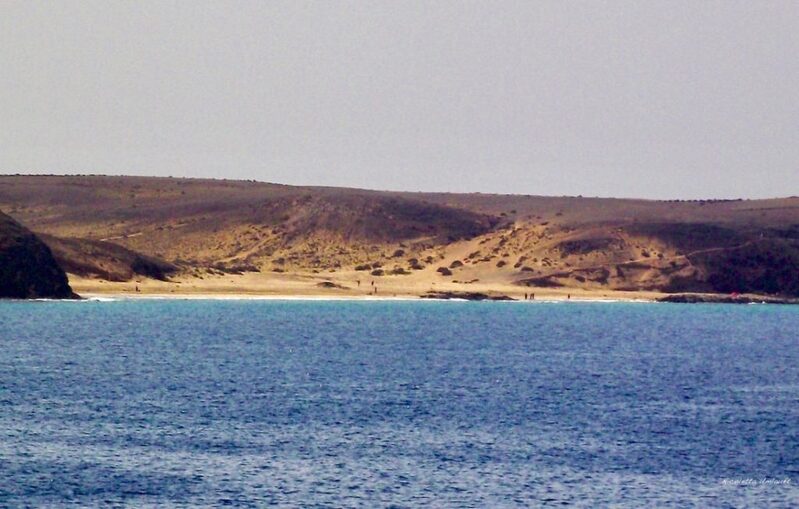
top-left (2, 174), bottom-right (799, 297)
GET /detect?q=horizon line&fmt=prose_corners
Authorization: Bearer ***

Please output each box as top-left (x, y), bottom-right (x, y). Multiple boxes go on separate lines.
top-left (1, 172), bottom-right (796, 203)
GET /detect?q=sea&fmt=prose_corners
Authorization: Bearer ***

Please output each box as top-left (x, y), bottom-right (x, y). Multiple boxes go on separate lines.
top-left (1, 299), bottom-right (797, 507)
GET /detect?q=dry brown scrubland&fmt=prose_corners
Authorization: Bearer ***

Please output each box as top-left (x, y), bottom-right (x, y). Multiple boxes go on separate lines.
top-left (2, 174), bottom-right (799, 299)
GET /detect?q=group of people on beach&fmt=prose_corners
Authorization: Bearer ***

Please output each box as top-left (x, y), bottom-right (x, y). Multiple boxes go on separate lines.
top-left (522, 292), bottom-right (571, 300)
top-left (355, 279), bottom-right (378, 294)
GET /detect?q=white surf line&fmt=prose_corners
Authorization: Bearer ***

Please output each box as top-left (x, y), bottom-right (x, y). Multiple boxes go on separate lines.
top-left (76, 293), bottom-right (425, 302)
top-left (74, 293), bottom-right (657, 303)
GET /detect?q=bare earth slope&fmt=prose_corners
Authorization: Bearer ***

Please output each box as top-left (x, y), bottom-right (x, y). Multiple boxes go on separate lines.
top-left (2, 175), bottom-right (798, 298)
top-left (38, 234), bottom-right (178, 283)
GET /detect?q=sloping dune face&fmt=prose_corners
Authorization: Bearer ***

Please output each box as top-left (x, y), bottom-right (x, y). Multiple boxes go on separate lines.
top-left (0, 211), bottom-right (75, 299)
top-left (495, 221), bottom-right (799, 296)
top-left (2, 175), bottom-right (799, 296)
top-left (37, 234), bottom-right (178, 282)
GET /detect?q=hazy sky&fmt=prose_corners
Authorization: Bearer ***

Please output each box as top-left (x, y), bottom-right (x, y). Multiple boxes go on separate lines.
top-left (1, 1), bottom-right (797, 199)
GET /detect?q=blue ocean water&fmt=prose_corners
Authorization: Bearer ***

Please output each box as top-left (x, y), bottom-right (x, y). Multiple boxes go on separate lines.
top-left (0, 300), bottom-right (798, 508)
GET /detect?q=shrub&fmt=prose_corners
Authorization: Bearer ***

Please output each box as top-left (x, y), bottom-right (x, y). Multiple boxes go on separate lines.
top-left (437, 267), bottom-right (453, 276)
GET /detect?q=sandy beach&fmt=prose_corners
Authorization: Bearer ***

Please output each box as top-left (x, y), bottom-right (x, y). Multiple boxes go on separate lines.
top-left (68, 271), bottom-right (666, 302)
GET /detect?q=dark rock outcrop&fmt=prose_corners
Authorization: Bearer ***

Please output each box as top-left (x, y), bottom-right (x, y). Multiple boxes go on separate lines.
top-left (422, 291), bottom-right (515, 301)
top-left (658, 293), bottom-right (799, 305)
top-left (0, 212), bottom-right (76, 299)
top-left (316, 281), bottom-right (348, 289)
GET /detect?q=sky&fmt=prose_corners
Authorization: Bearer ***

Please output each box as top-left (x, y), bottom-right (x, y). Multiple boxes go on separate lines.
top-left (1, 1), bottom-right (797, 199)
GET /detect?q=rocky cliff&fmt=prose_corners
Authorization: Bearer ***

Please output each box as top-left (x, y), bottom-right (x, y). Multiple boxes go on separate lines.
top-left (0, 211), bottom-right (76, 299)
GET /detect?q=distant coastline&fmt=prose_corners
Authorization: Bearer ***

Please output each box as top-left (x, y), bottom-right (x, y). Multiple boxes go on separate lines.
top-left (3, 175), bottom-right (799, 302)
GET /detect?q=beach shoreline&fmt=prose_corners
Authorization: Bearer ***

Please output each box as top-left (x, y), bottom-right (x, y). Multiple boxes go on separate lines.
top-left (68, 272), bottom-right (662, 302)
top-left (76, 293), bottom-right (655, 303)
top-left (62, 273), bottom-right (798, 304)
